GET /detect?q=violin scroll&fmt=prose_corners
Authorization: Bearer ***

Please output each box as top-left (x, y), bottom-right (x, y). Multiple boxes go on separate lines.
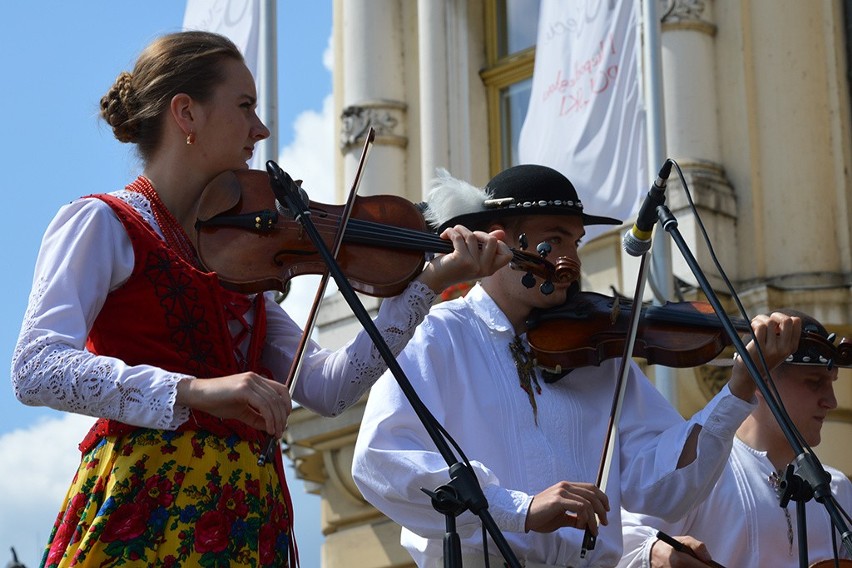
top-left (513, 232), bottom-right (581, 295)
top-left (552, 256), bottom-right (581, 285)
top-left (793, 331), bottom-right (852, 370)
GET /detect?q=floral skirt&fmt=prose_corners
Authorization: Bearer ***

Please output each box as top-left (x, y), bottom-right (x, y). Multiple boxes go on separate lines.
top-left (41, 428), bottom-right (294, 567)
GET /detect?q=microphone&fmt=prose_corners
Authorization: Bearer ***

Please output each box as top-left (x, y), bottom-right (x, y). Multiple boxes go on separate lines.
top-left (622, 160), bottom-right (673, 257)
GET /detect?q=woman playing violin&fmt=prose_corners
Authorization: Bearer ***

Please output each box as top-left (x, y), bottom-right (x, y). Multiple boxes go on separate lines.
top-left (619, 309), bottom-right (852, 568)
top-left (10, 31), bottom-right (511, 568)
top-left (352, 164), bottom-right (803, 568)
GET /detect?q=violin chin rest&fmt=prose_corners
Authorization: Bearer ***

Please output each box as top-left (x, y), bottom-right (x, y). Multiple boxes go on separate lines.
top-left (197, 169), bottom-right (263, 222)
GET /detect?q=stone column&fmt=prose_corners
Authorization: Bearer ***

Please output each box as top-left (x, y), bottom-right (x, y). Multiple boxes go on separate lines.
top-left (713, 0), bottom-right (852, 297)
top-left (418, 0), bottom-right (451, 190)
top-left (418, 0), bottom-right (477, 188)
top-left (339, 0), bottom-right (409, 199)
top-left (659, 0), bottom-right (738, 289)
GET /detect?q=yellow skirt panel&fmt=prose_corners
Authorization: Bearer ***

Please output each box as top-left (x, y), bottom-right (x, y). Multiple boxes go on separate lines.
top-left (42, 428), bottom-right (292, 567)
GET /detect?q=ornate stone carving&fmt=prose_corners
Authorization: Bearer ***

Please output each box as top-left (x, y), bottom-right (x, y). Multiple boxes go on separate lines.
top-left (340, 100), bottom-right (408, 151)
top-left (660, 0), bottom-right (716, 35)
top-left (661, 0), bottom-right (705, 21)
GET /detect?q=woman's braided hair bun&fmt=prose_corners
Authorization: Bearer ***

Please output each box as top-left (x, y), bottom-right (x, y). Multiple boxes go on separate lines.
top-left (100, 71), bottom-right (139, 143)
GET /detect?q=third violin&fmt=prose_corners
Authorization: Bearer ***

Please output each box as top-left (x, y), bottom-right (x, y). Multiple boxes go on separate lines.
top-left (526, 291), bottom-right (852, 372)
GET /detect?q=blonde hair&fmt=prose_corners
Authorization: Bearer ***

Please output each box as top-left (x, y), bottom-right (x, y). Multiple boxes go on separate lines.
top-left (99, 31), bottom-right (244, 161)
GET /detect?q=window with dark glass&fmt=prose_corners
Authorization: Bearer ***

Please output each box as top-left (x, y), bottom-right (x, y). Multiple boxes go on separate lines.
top-left (483, 0), bottom-right (541, 173)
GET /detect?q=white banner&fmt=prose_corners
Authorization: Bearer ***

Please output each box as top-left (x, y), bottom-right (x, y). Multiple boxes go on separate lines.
top-left (183, 0), bottom-right (260, 79)
top-left (183, 0), bottom-right (265, 169)
top-left (518, 0), bottom-right (646, 242)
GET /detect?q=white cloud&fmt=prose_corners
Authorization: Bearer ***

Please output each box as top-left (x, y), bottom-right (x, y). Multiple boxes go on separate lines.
top-left (322, 29), bottom-right (334, 73)
top-left (0, 413), bottom-right (96, 567)
top-left (272, 27), bottom-right (337, 330)
top-left (278, 96), bottom-right (335, 199)
top-left (276, 94), bottom-right (338, 329)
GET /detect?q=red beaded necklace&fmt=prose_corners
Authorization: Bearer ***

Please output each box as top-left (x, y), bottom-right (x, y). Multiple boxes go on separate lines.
top-left (126, 176), bottom-right (199, 266)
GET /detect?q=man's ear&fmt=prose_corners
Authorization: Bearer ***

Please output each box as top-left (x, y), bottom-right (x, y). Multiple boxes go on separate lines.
top-left (487, 221), bottom-right (507, 235)
top-left (486, 222), bottom-right (511, 245)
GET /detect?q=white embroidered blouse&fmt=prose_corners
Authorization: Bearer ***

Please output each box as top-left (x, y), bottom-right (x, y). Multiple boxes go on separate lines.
top-left (11, 190), bottom-right (436, 430)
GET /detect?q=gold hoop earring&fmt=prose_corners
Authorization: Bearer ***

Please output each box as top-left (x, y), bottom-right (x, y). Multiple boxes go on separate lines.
top-left (186, 131), bottom-right (196, 145)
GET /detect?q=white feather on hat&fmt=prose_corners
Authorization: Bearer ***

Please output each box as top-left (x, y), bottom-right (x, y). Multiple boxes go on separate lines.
top-left (423, 168), bottom-right (492, 230)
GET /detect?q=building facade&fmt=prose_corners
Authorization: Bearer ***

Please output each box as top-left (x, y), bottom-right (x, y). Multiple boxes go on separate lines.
top-left (284, 1), bottom-right (852, 566)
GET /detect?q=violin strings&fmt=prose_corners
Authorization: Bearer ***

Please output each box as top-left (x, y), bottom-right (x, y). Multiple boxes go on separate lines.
top-left (642, 305), bottom-right (751, 330)
top-left (345, 219), bottom-right (451, 251)
top-left (283, 212), bottom-right (444, 248)
top-left (341, 218), bottom-right (549, 268)
top-left (271, 211), bottom-right (548, 270)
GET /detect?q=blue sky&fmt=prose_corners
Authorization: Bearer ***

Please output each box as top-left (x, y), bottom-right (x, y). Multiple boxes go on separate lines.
top-left (0, 2), bottom-right (333, 566)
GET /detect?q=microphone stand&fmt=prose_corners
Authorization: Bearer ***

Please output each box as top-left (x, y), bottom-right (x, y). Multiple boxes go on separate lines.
top-left (655, 203), bottom-right (852, 566)
top-left (266, 161), bottom-right (522, 568)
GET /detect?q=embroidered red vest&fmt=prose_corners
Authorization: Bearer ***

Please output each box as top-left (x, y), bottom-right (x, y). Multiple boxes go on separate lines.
top-left (80, 193), bottom-right (271, 452)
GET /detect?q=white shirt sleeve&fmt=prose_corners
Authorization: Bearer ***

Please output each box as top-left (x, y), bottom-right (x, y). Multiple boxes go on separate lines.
top-left (265, 280), bottom-right (437, 417)
top-left (617, 507), bottom-right (692, 568)
top-left (11, 197), bottom-right (191, 429)
top-left (618, 382), bottom-right (755, 522)
top-left (352, 314), bottom-right (511, 542)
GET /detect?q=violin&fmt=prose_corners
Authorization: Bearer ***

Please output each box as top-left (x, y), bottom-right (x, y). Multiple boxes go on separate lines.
top-left (810, 561), bottom-right (852, 567)
top-left (193, 169), bottom-right (579, 296)
top-left (526, 291), bottom-right (852, 372)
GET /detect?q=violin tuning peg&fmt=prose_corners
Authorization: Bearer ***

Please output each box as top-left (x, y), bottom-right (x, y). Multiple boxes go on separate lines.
top-left (522, 272), bottom-right (536, 289)
top-left (540, 280), bottom-right (554, 295)
top-left (536, 241), bottom-right (552, 258)
top-left (518, 233), bottom-right (529, 251)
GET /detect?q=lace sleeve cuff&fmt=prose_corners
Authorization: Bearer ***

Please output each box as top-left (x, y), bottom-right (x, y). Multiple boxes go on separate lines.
top-left (407, 279), bottom-right (439, 315)
top-left (291, 279), bottom-right (439, 417)
top-left (375, 279), bottom-right (438, 357)
top-left (162, 374), bottom-right (193, 430)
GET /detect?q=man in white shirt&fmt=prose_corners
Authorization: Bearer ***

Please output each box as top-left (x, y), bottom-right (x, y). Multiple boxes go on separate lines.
top-left (618, 310), bottom-right (852, 568)
top-left (352, 164), bottom-right (801, 568)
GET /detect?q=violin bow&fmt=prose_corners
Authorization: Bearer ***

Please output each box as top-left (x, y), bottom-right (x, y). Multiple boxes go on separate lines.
top-left (581, 251), bottom-right (652, 557)
top-left (258, 127), bottom-right (376, 465)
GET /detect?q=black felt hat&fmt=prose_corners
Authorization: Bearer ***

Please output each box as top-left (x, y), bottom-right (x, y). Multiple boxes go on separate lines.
top-left (424, 164), bottom-right (622, 232)
top-left (777, 309), bottom-right (840, 367)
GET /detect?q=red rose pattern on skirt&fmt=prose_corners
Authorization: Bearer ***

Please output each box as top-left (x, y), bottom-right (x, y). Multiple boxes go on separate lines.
top-left (42, 428), bottom-right (292, 567)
